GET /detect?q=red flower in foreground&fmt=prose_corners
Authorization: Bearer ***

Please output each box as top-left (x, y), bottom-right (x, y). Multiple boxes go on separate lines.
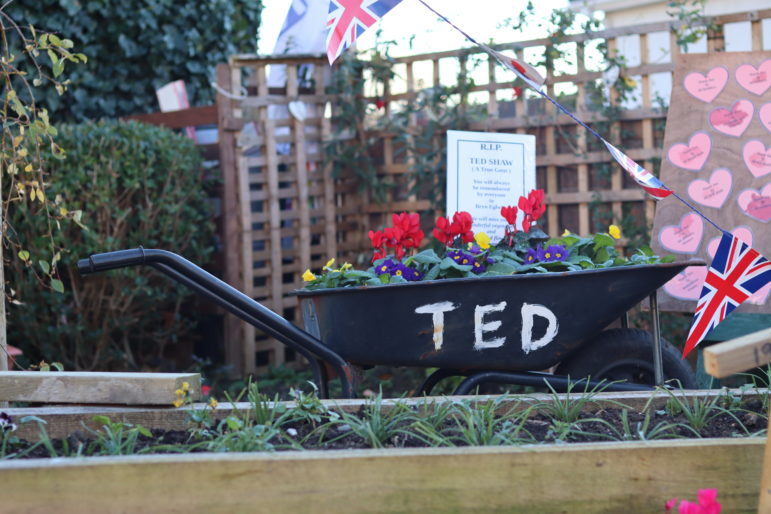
top-left (500, 205), bottom-right (518, 225)
top-left (433, 216), bottom-right (454, 246)
top-left (391, 212), bottom-right (424, 249)
top-left (201, 385), bottom-right (212, 396)
top-left (521, 216), bottom-right (532, 233)
top-left (369, 230), bottom-right (386, 262)
top-left (518, 189), bottom-right (546, 233)
top-left (370, 212), bottom-right (424, 261)
top-left (450, 211), bottom-right (474, 243)
top-left (519, 188), bottom-right (546, 221)
top-left (666, 489), bottom-right (721, 514)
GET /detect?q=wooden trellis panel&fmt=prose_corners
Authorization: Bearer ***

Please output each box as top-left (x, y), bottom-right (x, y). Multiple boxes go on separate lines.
top-left (218, 55), bottom-right (375, 374)
top-left (218, 9), bottom-right (771, 376)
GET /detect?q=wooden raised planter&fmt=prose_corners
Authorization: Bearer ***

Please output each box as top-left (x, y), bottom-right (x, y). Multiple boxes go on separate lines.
top-left (1, 389), bottom-right (766, 513)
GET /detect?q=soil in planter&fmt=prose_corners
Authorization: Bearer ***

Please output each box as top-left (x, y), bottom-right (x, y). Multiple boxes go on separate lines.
top-left (4, 397), bottom-right (767, 459)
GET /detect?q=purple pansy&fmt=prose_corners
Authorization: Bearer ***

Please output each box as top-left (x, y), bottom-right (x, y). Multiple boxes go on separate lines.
top-left (547, 244), bottom-right (568, 262)
top-left (538, 244), bottom-right (568, 262)
top-left (447, 249), bottom-right (475, 266)
top-left (525, 248), bottom-right (539, 264)
top-left (376, 258), bottom-right (422, 282)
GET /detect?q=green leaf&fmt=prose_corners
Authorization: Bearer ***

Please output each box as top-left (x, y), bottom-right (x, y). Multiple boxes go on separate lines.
top-left (423, 264), bottom-right (440, 281)
top-left (50, 278), bottom-right (65, 293)
top-left (18, 250), bottom-right (30, 262)
top-left (411, 249), bottom-right (442, 264)
top-left (485, 262), bottom-right (517, 275)
top-left (20, 415), bottom-right (47, 424)
top-left (38, 260), bottom-right (51, 274)
top-left (593, 233), bottom-right (615, 250)
top-left (92, 415), bottom-right (111, 425)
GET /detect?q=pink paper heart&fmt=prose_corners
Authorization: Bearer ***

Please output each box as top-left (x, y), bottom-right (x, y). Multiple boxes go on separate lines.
top-left (735, 59), bottom-right (771, 96)
top-left (706, 226), bottom-right (753, 258)
top-left (663, 266), bottom-right (708, 301)
top-left (686, 168), bottom-right (732, 208)
top-left (742, 140), bottom-right (771, 178)
top-left (708, 99), bottom-right (754, 137)
top-left (659, 212), bottom-right (704, 254)
top-left (760, 103), bottom-right (771, 133)
top-left (667, 132), bottom-right (711, 171)
top-left (747, 282), bottom-right (771, 305)
top-left (683, 67), bottom-right (728, 103)
top-left (737, 184), bottom-right (771, 223)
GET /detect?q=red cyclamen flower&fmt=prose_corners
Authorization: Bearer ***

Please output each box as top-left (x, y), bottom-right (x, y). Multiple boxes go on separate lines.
top-left (369, 229), bottom-right (387, 262)
top-left (433, 216), bottom-right (454, 246)
top-left (391, 212), bottom-right (424, 249)
top-left (501, 205), bottom-right (518, 225)
top-left (451, 211), bottom-right (474, 243)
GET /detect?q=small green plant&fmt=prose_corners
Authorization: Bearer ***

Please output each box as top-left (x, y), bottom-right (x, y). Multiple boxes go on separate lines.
top-left (333, 392), bottom-right (416, 449)
top-left (84, 416), bottom-right (152, 456)
top-left (447, 397), bottom-right (535, 446)
top-left (533, 379), bottom-right (618, 425)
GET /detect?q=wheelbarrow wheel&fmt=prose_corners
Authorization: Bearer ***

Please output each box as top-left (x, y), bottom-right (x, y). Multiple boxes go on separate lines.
top-left (555, 328), bottom-right (697, 389)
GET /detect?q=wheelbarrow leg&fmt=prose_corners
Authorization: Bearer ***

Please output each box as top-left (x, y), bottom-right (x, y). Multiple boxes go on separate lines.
top-left (649, 293), bottom-right (664, 387)
top-left (418, 369), bottom-right (468, 396)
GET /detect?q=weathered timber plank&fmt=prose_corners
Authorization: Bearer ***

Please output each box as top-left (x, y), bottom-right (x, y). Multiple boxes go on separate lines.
top-left (0, 372), bottom-right (200, 405)
top-left (125, 105), bottom-right (217, 129)
top-left (703, 327), bottom-right (771, 379)
top-left (761, 425), bottom-right (771, 513)
top-left (0, 439), bottom-right (762, 513)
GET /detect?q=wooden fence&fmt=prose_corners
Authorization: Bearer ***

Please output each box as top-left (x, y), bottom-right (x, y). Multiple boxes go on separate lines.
top-left (206, 9), bottom-right (771, 376)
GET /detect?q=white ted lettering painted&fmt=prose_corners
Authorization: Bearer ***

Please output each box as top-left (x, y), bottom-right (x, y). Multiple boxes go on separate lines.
top-left (414, 301), bottom-right (458, 350)
top-left (414, 300), bottom-right (559, 352)
top-left (521, 302), bottom-right (559, 354)
top-left (474, 301), bottom-right (507, 350)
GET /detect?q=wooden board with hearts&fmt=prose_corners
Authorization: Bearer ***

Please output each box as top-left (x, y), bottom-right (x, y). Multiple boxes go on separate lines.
top-left (652, 51), bottom-right (771, 313)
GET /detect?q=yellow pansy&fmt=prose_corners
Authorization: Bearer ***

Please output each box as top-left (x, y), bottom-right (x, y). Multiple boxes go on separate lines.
top-left (172, 398), bottom-right (184, 408)
top-left (324, 258), bottom-right (335, 269)
top-left (623, 77), bottom-right (637, 88)
top-left (208, 397), bottom-right (219, 409)
top-left (302, 269), bottom-right (316, 282)
top-left (562, 229), bottom-right (571, 237)
top-left (340, 262), bottom-right (352, 271)
top-left (609, 225), bottom-right (621, 239)
top-left (474, 232), bottom-right (491, 249)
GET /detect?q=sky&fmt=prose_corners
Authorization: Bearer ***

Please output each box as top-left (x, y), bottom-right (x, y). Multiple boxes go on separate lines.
top-left (257, 0), bottom-right (573, 58)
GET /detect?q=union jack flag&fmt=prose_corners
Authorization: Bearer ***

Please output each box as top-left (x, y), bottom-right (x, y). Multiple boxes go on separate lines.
top-left (683, 233), bottom-right (771, 357)
top-left (605, 142), bottom-right (672, 200)
top-left (326, 0), bottom-right (402, 64)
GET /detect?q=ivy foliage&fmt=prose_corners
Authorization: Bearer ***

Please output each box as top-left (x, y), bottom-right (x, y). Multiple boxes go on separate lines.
top-left (6, 120), bottom-right (215, 371)
top-left (7, 0), bottom-right (263, 121)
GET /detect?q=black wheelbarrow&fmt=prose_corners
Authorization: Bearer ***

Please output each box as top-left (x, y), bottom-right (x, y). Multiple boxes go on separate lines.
top-left (78, 248), bottom-right (705, 398)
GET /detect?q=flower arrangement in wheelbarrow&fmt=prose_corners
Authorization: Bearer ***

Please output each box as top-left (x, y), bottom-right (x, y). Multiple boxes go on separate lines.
top-left (302, 189), bottom-right (674, 290)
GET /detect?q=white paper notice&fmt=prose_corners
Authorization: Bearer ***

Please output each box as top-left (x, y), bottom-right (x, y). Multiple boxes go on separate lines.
top-left (446, 130), bottom-right (536, 240)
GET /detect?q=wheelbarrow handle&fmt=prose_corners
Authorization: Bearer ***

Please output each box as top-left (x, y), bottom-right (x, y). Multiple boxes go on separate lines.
top-left (78, 248), bottom-right (148, 274)
top-left (78, 248), bottom-right (357, 398)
